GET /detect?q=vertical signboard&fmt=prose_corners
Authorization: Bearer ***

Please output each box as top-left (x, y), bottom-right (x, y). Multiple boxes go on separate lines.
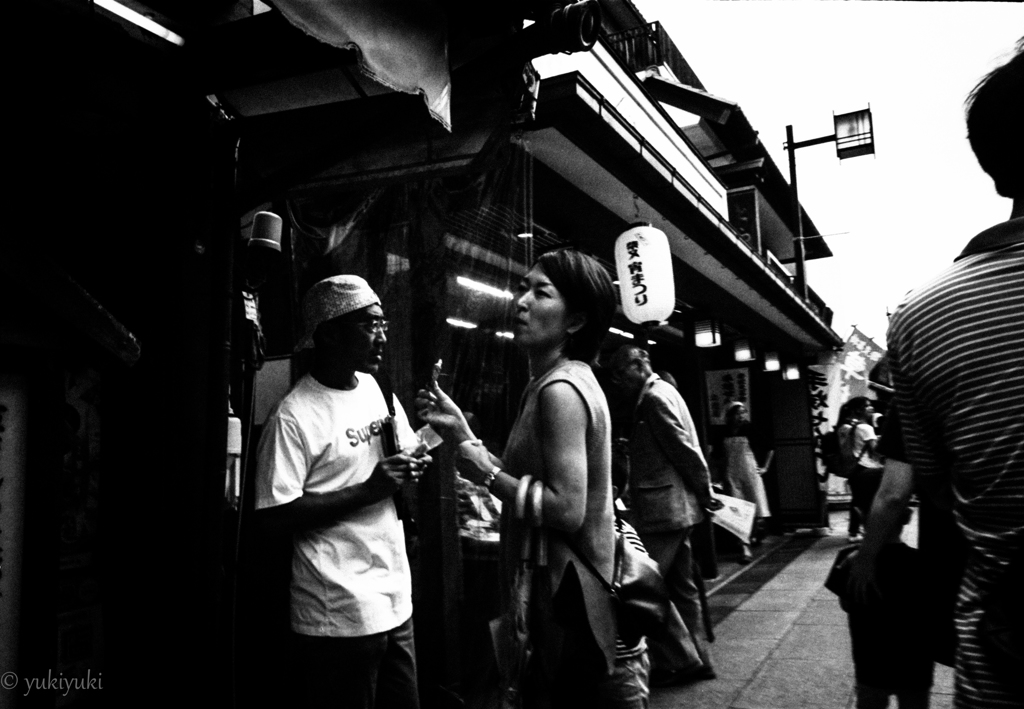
top-left (705, 368), bottom-right (751, 425)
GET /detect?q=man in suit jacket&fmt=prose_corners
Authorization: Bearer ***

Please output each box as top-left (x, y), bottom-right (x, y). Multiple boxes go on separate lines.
top-left (611, 345), bottom-right (721, 685)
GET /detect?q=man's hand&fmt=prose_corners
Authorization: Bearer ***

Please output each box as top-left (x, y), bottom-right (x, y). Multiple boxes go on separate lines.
top-left (846, 548), bottom-right (882, 605)
top-left (365, 451), bottom-right (433, 501)
top-left (704, 497), bottom-right (725, 512)
top-left (363, 462), bottom-right (401, 501)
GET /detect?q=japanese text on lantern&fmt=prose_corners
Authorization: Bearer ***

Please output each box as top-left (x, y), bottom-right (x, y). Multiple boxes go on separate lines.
top-left (625, 241), bottom-right (647, 306)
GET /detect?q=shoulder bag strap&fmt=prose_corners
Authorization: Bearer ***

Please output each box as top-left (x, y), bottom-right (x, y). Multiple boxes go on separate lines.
top-left (373, 371), bottom-right (408, 520)
top-left (373, 370), bottom-right (396, 418)
top-left (372, 371), bottom-right (399, 456)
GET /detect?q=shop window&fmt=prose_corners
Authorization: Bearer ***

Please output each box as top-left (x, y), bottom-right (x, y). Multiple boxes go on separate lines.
top-left (285, 144), bottom-right (537, 456)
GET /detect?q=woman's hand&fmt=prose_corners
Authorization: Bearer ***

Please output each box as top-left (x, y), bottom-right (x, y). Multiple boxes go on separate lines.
top-left (414, 381), bottom-right (473, 443)
top-left (455, 439), bottom-right (494, 486)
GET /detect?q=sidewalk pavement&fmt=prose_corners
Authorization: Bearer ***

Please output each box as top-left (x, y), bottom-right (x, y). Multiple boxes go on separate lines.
top-left (653, 512), bottom-right (954, 709)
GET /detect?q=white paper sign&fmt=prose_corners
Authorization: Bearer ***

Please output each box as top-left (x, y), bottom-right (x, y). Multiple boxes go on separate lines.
top-left (706, 368), bottom-right (751, 425)
top-left (710, 492), bottom-right (757, 544)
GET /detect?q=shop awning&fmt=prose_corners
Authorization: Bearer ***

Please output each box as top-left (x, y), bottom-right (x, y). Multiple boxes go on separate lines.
top-left (529, 71), bottom-right (842, 353)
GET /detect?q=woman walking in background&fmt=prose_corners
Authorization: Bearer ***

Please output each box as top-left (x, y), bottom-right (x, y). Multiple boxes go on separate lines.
top-left (839, 397), bottom-right (884, 543)
top-left (716, 401), bottom-right (772, 563)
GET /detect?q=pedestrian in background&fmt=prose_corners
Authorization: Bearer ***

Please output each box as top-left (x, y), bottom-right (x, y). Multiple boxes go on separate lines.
top-left (839, 397), bottom-right (883, 543)
top-left (714, 401), bottom-right (772, 563)
top-left (609, 345), bottom-right (722, 687)
top-left (843, 492), bottom-right (933, 709)
top-left (844, 408), bottom-right (937, 709)
top-left (846, 406), bottom-right (968, 708)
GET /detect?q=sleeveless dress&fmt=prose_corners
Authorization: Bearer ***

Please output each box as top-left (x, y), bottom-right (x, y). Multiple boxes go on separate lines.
top-left (723, 435), bottom-right (771, 519)
top-left (499, 359), bottom-right (618, 687)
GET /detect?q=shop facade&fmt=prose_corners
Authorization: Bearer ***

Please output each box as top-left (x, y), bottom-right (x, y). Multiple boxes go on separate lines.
top-left (3, 1), bottom-right (840, 707)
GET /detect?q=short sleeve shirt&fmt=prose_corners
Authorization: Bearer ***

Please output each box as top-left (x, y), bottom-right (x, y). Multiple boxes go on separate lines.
top-left (255, 372), bottom-right (417, 637)
top-left (852, 423), bottom-right (883, 470)
top-left (886, 217), bottom-right (1024, 545)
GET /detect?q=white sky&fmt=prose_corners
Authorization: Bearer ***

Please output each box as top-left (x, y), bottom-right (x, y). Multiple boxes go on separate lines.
top-left (632, 0), bottom-right (1022, 347)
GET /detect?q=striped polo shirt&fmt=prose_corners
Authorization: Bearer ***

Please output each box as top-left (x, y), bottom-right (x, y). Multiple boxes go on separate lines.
top-left (887, 217), bottom-right (1024, 546)
top-left (887, 217), bottom-right (1023, 709)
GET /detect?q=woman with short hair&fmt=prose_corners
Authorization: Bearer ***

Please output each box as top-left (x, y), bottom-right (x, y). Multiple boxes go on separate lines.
top-left (417, 249), bottom-right (641, 706)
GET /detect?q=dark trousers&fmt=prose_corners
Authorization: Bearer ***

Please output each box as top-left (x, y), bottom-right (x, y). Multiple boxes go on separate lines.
top-left (850, 467), bottom-right (883, 528)
top-left (291, 617), bottom-right (419, 709)
top-left (639, 526), bottom-right (712, 672)
top-left (848, 500), bottom-right (863, 536)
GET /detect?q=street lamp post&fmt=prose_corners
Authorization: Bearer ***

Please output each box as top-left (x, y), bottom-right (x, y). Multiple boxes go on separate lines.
top-left (785, 108), bottom-right (874, 300)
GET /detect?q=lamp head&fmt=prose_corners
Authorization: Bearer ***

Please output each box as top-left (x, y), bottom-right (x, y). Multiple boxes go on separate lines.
top-left (246, 211), bottom-right (283, 290)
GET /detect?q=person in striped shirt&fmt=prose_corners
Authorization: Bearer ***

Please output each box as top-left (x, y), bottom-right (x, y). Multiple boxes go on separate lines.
top-left (885, 42), bottom-right (1023, 709)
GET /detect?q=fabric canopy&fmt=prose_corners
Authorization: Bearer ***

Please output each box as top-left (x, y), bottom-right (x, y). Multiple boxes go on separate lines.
top-left (272, 0), bottom-right (451, 130)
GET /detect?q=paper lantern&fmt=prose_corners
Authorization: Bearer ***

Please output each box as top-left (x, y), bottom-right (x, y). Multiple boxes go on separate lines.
top-left (694, 320), bottom-right (721, 348)
top-left (614, 223), bottom-right (675, 325)
top-left (782, 363), bottom-right (801, 380)
top-left (763, 351), bottom-right (780, 372)
top-left (734, 338), bottom-right (754, 362)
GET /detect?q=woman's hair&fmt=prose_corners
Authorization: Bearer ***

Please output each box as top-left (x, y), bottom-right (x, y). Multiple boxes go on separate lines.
top-left (534, 248), bottom-right (617, 364)
top-left (725, 401), bottom-right (746, 426)
top-left (844, 396), bottom-right (871, 421)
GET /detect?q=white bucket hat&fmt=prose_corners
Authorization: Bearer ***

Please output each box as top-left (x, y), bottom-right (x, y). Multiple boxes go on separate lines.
top-left (296, 274), bottom-right (381, 351)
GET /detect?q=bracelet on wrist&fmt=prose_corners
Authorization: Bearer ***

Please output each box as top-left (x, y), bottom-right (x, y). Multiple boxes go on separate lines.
top-left (482, 466), bottom-right (500, 490)
top-left (529, 480), bottom-right (544, 528)
top-left (515, 475), bottom-right (534, 520)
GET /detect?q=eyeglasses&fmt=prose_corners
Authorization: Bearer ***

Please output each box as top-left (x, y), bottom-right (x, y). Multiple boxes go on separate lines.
top-left (350, 318), bottom-right (389, 335)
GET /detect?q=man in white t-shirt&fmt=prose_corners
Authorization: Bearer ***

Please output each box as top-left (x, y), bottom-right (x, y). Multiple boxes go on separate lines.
top-left (256, 275), bottom-right (430, 709)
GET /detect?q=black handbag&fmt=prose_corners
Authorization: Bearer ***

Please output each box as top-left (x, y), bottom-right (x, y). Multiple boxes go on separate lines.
top-left (563, 524), bottom-right (670, 638)
top-left (823, 544), bottom-right (859, 610)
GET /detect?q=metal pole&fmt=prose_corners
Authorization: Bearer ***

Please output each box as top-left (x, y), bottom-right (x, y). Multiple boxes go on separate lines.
top-left (786, 125), bottom-right (808, 301)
